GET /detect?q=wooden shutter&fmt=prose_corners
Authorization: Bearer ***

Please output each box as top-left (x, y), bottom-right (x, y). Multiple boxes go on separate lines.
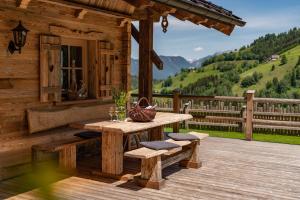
top-left (40, 35), bottom-right (61, 102)
top-left (98, 41), bottom-right (116, 99)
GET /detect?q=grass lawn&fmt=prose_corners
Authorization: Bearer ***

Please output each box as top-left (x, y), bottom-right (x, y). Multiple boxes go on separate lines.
top-left (164, 128), bottom-right (300, 145)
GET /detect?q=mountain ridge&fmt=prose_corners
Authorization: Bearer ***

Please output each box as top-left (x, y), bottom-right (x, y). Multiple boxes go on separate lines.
top-left (131, 55), bottom-right (210, 80)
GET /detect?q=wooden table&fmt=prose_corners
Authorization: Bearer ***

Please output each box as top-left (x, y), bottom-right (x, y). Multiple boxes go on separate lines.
top-left (70, 112), bottom-right (193, 177)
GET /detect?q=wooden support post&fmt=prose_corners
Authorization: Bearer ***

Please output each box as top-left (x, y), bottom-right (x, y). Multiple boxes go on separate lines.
top-left (59, 146), bottom-right (76, 170)
top-left (131, 24), bottom-right (163, 70)
top-left (149, 126), bottom-right (164, 141)
top-left (138, 11), bottom-right (153, 103)
top-left (135, 156), bottom-right (165, 190)
top-left (173, 90), bottom-right (181, 133)
top-left (101, 130), bottom-right (124, 176)
top-left (245, 90), bottom-right (255, 141)
top-left (180, 141), bottom-right (202, 169)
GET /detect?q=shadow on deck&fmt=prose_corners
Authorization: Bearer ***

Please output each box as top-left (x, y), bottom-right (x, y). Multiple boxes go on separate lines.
top-left (1, 137), bottom-right (300, 200)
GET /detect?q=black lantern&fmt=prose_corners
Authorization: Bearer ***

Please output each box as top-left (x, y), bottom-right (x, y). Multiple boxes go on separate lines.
top-left (8, 21), bottom-right (29, 54)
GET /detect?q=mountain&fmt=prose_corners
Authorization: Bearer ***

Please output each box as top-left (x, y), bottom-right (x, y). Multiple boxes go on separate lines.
top-left (190, 55), bottom-right (212, 67)
top-left (131, 56), bottom-right (192, 80)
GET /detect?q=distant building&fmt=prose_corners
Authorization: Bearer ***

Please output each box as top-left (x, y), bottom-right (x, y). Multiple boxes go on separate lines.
top-left (188, 67), bottom-right (196, 72)
top-left (270, 55), bottom-right (280, 61)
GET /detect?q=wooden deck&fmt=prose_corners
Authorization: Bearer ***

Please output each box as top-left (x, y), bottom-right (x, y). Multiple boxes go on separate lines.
top-left (1, 137), bottom-right (300, 200)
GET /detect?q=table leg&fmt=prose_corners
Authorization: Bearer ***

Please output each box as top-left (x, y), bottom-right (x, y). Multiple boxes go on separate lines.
top-left (149, 126), bottom-right (164, 141)
top-left (102, 130), bottom-right (123, 176)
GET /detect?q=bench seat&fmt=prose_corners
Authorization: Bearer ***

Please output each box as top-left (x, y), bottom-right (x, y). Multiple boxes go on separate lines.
top-left (125, 132), bottom-right (208, 189)
top-left (32, 136), bottom-right (100, 171)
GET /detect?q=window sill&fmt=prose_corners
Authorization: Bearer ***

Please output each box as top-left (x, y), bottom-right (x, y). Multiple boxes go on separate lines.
top-left (54, 98), bottom-right (113, 106)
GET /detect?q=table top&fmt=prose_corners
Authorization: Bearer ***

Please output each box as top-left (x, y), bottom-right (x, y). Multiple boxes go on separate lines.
top-left (70, 112), bottom-right (193, 134)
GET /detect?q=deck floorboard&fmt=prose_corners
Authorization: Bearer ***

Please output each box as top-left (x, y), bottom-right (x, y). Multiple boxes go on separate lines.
top-left (2, 137), bottom-right (300, 200)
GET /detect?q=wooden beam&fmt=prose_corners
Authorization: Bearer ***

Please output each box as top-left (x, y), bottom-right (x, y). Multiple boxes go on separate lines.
top-left (139, 13), bottom-right (153, 102)
top-left (172, 10), bottom-right (195, 21)
top-left (151, 4), bottom-right (176, 16)
top-left (17, 0), bottom-right (31, 9)
top-left (122, 0), bottom-right (155, 9)
top-left (75, 9), bottom-right (88, 20)
top-left (131, 23), bottom-right (163, 70)
top-left (37, 0), bottom-right (132, 18)
top-left (118, 18), bottom-right (131, 27)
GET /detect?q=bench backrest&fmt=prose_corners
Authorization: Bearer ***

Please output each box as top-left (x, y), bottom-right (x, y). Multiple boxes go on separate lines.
top-left (27, 103), bottom-right (112, 134)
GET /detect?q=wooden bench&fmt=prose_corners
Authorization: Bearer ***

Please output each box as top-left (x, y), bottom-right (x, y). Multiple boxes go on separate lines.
top-left (27, 104), bottom-right (112, 172)
top-left (124, 132), bottom-right (208, 189)
top-left (32, 136), bottom-right (99, 171)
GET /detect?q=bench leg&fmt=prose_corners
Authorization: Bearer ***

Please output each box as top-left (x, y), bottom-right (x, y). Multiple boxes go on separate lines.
top-left (59, 146), bottom-right (76, 170)
top-left (135, 156), bottom-right (165, 190)
top-left (180, 141), bottom-right (202, 169)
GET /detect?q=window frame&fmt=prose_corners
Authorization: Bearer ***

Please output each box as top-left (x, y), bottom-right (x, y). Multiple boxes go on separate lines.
top-left (60, 38), bottom-right (88, 101)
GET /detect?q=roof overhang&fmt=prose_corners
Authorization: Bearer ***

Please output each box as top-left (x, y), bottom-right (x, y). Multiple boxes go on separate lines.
top-left (125, 0), bottom-right (246, 35)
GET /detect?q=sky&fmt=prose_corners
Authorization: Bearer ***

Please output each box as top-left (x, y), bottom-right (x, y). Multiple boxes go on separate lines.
top-left (131, 0), bottom-right (300, 62)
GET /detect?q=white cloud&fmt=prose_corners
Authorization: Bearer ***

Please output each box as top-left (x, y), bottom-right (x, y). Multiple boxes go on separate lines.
top-left (245, 7), bottom-right (300, 30)
top-left (194, 46), bottom-right (204, 52)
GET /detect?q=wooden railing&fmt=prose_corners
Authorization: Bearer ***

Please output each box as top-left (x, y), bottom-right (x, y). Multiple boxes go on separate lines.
top-left (131, 90), bottom-right (300, 140)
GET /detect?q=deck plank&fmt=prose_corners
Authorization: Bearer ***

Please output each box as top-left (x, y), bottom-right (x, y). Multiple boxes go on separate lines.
top-left (2, 137), bottom-right (300, 200)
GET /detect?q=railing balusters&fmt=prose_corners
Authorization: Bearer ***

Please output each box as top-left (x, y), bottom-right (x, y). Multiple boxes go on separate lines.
top-left (131, 91), bottom-right (300, 138)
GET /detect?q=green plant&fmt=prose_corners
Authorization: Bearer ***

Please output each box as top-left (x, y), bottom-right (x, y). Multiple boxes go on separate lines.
top-left (112, 88), bottom-right (130, 120)
top-left (280, 55), bottom-right (287, 65)
top-left (271, 64), bottom-right (275, 71)
top-left (112, 88), bottom-right (129, 107)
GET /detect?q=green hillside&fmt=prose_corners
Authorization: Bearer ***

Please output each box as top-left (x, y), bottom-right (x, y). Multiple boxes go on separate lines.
top-left (232, 45), bottom-right (300, 96)
top-left (155, 45), bottom-right (300, 98)
top-left (154, 60), bottom-right (256, 92)
top-left (154, 28), bottom-right (300, 98)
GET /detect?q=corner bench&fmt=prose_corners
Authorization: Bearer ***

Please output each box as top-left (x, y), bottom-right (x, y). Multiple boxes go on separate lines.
top-left (32, 136), bottom-right (100, 171)
top-left (124, 132), bottom-right (208, 189)
top-left (27, 103), bottom-right (112, 172)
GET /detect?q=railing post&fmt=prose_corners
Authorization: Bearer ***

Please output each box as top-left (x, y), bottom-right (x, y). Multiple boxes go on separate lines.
top-left (183, 101), bottom-right (191, 129)
top-left (245, 90), bottom-right (255, 141)
top-left (173, 90), bottom-right (181, 133)
top-left (241, 105), bottom-right (246, 134)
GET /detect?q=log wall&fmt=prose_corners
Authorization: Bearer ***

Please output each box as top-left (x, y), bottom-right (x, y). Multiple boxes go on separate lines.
top-left (0, 0), bottom-right (131, 180)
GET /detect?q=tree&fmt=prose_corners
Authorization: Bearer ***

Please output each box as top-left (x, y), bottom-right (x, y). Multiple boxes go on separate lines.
top-left (163, 76), bottom-right (173, 87)
top-left (296, 68), bottom-right (300, 79)
top-left (297, 56), bottom-right (300, 66)
top-left (280, 55), bottom-right (287, 65)
top-left (271, 64), bottom-right (275, 71)
top-left (291, 69), bottom-right (297, 87)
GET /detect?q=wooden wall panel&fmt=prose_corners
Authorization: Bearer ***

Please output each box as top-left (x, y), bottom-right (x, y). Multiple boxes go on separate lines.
top-left (0, 0), bottom-right (131, 181)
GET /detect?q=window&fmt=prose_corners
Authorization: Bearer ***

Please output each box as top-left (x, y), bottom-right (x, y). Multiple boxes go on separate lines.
top-left (60, 38), bottom-right (87, 101)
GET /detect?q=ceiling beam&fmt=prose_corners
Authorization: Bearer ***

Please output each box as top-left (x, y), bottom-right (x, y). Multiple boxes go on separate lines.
top-left (122, 0), bottom-right (155, 9)
top-left (151, 4), bottom-right (177, 16)
top-left (75, 9), bottom-right (88, 19)
top-left (17, 0), bottom-right (31, 9)
top-left (172, 10), bottom-right (195, 21)
top-left (131, 23), bottom-right (163, 70)
top-left (37, 0), bottom-right (132, 18)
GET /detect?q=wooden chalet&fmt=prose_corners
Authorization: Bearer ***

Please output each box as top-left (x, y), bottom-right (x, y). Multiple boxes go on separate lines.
top-left (0, 0), bottom-right (245, 183)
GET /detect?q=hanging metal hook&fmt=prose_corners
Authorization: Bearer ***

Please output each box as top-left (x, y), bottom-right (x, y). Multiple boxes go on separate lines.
top-left (161, 16), bottom-right (169, 33)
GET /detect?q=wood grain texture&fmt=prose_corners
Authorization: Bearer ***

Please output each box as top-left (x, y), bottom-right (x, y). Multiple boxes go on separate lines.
top-left (70, 112), bottom-right (193, 134)
top-left (0, 0), bottom-right (131, 181)
top-left (4, 137), bottom-right (300, 199)
top-left (101, 130), bottom-right (123, 175)
top-left (27, 103), bottom-right (112, 133)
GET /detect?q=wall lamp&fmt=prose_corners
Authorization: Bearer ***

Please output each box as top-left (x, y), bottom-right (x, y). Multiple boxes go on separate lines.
top-left (8, 21), bottom-right (29, 54)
